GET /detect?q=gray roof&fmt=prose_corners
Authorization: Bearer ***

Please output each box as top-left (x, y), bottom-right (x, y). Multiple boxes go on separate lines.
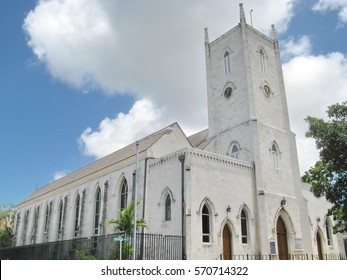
top-left (18, 123), bottom-right (179, 206)
top-left (188, 128), bottom-right (215, 149)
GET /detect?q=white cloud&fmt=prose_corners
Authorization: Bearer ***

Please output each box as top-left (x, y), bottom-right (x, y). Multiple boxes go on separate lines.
top-left (24, 0), bottom-right (346, 176)
top-left (281, 35), bottom-right (312, 61)
top-left (313, 0), bottom-right (347, 24)
top-left (79, 99), bottom-right (165, 158)
top-left (53, 170), bottom-right (70, 181)
top-left (23, 0), bottom-right (297, 132)
top-left (283, 40), bottom-right (347, 173)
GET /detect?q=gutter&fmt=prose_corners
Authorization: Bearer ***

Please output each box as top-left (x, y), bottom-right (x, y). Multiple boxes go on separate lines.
top-left (178, 154), bottom-right (187, 260)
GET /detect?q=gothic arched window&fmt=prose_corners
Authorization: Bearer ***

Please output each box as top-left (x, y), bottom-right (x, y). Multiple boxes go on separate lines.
top-left (241, 209), bottom-right (249, 244)
top-left (94, 187), bottom-right (101, 235)
top-left (57, 200), bottom-right (63, 239)
top-left (202, 204), bottom-right (211, 243)
top-left (44, 204), bottom-right (50, 241)
top-left (271, 142), bottom-right (280, 169)
top-left (224, 51), bottom-right (231, 74)
top-left (165, 194), bottom-right (171, 221)
top-left (120, 178), bottom-right (128, 211)
top-left (32, 206), bottom-right (40, 244)
top-left (23, 210), bottom-right (29, 245)
top-left (325, 218), bottom-right (333, 246)
top-left (229, 141), bottom-right (240, 159)
top-left (74, 194), bottom-right (80, 238)
top-left (259, 48), bottom-right (266, 73)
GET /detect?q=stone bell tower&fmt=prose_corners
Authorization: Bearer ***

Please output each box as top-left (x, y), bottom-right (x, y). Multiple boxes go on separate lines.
top-left (204, 3), bottom-right (311, 256)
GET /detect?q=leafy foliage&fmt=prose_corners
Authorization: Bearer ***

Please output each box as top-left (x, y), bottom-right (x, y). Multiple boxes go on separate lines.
top-left (0, 204), bottom-right (16, 247)
top-left (107, 242), bottom-right (133, 260)
top-left (107, 201), bottom-right (148, 235)
top-left (74, 248), bottom-right (96, 260)
top-left (302, 102), bottom-right (347, 233)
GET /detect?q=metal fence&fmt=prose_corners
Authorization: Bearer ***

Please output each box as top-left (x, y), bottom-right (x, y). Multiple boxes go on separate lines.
top-left (0, 233), bottom-right (183, 260)
top-left (217, 253), bottom-right (346, 260)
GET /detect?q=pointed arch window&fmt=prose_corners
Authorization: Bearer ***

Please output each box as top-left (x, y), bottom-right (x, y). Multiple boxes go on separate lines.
top-left (229, 141), bottom-right (240, 159)
top-left (202, 204), bottom-right (211, 243)
top-left (23, 210), bottom-right (29, 245)
top-left (325, 218), bottom-right (333, 246)
top-left (57, 200), bottom-right (63, 239)
top-left (271, 142), bottom-right (280, 169)
top-left (165, 194), bottom-right (171, 221)
top-left (120, 179), bottom-right (128, 211)
top-left (224, 51), bottom-right (231, 74)
top-left (74, 194), bottom-right (80, 238)
top-left (94, 187), bottom-right (101, 235)
top-left (240, 209), bottom-right (249, 244)
top-left (32, 206), bottom-right (39, 243)
top-left (259, 48), bottom-right (266, 73)
top-left (44, 204), bottom-right (50, 241)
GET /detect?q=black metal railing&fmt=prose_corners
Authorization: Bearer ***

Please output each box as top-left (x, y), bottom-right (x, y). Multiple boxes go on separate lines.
top-left (0, 233), bottom-right (183, 260)
top-left (217, 253), bottom-right (345, 260)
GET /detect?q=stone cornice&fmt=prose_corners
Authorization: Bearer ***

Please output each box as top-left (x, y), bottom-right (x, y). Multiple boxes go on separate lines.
top-left (209, 25), bottom-right (240, 48)
top-left (149, 148), bottom-right (254, 172)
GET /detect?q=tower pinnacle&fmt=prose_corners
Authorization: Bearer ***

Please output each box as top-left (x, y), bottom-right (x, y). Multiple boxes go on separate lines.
top-left (239, 3), bottom-right (246, 24)
top-left (204, 27), bottom-right (209, 44)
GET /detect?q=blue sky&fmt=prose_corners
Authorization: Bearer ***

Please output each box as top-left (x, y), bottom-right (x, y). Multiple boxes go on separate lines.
top-left (1, 0), bottom-right (346, 206)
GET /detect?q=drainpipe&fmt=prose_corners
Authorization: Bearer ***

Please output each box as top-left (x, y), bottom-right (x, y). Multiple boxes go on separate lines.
top-left (178, 154), bottom-right (187, 260)
top-left (140, 157), bottom-right (152, 259)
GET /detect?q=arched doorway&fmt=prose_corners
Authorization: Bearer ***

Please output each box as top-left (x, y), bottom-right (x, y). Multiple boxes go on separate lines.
top-left (316, 231), bottom-right (324, 260)
top-left (222, 225), bottom-right (232, 260)
top-left (276, 216), bottom-right (288, 260)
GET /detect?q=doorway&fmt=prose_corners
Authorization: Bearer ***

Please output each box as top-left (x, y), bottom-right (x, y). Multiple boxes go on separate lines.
top-left (222, 225), bottom-right (232, 260)
top-left (316, 231), bottom-right (324, 260)
top-left (276, 216), bottom-right (289, 260)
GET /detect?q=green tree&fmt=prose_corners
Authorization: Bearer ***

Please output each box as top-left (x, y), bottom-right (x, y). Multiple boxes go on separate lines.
top-left (107, 201), bottom-right (147, 260)
top-left (0, 204), bottom-right (16, 247)
top-left (302, 102), bottom-right (347, 233)
top-left (107, 201), bottom-right (148, 235)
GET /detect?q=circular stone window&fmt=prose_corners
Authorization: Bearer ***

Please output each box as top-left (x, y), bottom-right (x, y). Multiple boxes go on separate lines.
top-left (263, 85), bottom-right (271, 97)
top-left (224, 87), bottom-right (233, 99)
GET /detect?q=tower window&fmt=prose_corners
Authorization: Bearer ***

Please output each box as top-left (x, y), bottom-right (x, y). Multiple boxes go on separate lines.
top-left (202, 204), bottom-right (211, 243)
top-left (259, 48), bottom-right (266, 73)
top-left (241, 209), bottom-right (249, 244)
top-left (229, 141), bottom-right (240, 159)
top-left (165, 194), bottom-right (171, 221)
top-left (271, 142), bottom-right (280, 169)
top-left (224, 51), bottom-right (231, 74)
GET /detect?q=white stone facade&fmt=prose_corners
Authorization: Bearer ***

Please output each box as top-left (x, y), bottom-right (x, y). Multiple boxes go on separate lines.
top-left (13, 4), bottom-right (346, 260)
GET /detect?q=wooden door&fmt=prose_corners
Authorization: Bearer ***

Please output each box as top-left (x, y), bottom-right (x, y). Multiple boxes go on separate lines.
top-left (222, 225), bottom-right (232, 260)
top-left (316, 231), bottom-right (323, 260)
top-left (276, 216), bottom-right (288, 260)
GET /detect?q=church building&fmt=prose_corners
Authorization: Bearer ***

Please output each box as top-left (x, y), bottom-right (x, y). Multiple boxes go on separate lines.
top-left (12, 4), bottom-right (346, 260)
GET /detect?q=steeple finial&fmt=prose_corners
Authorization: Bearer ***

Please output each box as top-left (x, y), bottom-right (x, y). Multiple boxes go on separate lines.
top-left (271, 24), bottom-right (279, 49)
top-left (240, 3), bottom-right (246, 24)
top-left (204, 27), bottom-right (209, 44)
top-left (271, 24), bottom-right (278, 40)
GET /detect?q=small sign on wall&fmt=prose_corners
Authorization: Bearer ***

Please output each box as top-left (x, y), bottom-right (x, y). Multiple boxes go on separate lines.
top-left (269, 239), bottom-right (276, 255)
top-left (294, 238), bottom-right (303, 250)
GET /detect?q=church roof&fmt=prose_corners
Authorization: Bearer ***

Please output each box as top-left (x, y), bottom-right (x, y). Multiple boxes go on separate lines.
top-left (188, 128), bottom-right (215, 150)
top-left (188, 128), bottom-right (208, 147)
top-left (18, 123), bottom-right (182, 206)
